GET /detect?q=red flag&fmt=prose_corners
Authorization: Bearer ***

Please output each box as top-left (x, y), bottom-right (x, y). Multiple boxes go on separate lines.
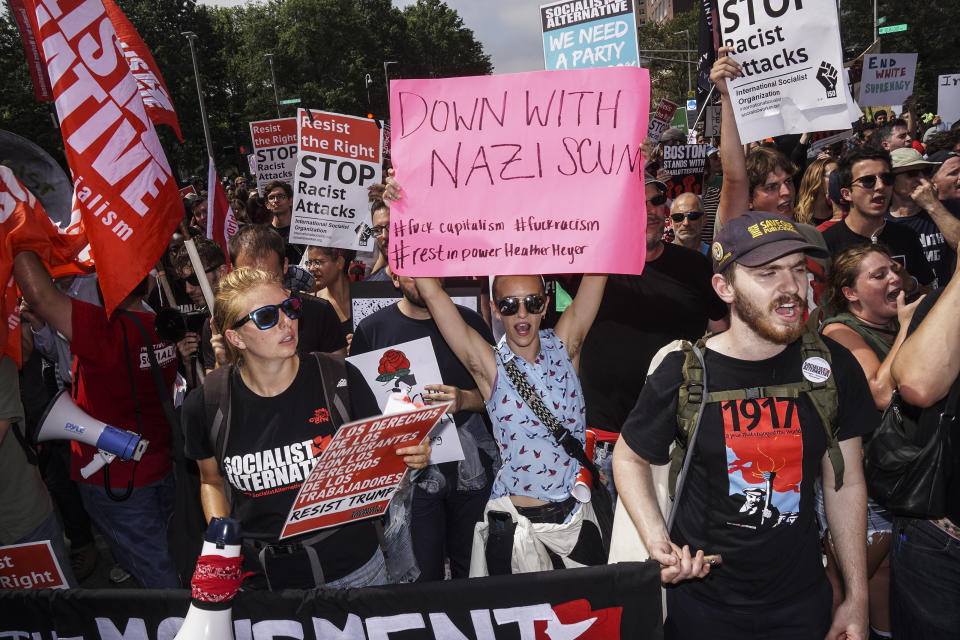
top-left (101, 0), bottom-right (184, 142)
top-left (206, 157), bottom-right (238, 267)
top-left (1, 166), bottom-right (91, 366)
top-left (22, 0), bottom-right (183, 315)
top-left (7, 0), bottom-right (53, 101)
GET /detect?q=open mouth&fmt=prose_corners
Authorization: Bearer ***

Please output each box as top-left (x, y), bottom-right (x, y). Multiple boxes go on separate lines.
top-left (279, 334), bottom-right (295, 345)
top-left (886, 288), bottom-right (901, 302)
top-left (514, 322), bottom-right (532, 337)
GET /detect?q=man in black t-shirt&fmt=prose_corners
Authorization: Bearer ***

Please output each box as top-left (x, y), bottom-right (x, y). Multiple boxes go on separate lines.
top-left (203, 225), bottom-right (346, 371)
top-left (823, 147), bottom-right (935, 292)
top-left (889, 258), bottom-right (960, 637)
top-left (579, 176), bottom-right (727, 498)
top-left (613, 211), bottom-right (875, 639)
top-left (352, 270), bottom-right (495, 581)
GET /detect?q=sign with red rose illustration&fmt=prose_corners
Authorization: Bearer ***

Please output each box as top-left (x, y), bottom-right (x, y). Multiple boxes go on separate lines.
top-left (280, 402), bottom-right (449, 539)
top-left (347, 337), bottom-right (465, 466)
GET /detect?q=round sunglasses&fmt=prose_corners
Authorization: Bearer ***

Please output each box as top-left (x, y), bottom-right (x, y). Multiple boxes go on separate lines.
top-left (496, 294), bottom-right (546, 316)
top-left (232, 296), bottom-right (302, 330)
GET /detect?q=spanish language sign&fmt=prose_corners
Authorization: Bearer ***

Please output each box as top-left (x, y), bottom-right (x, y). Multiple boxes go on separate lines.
top-left (859, 54), bottom-right (917, 107)
top-left (718, 0), bottom-right (852, 143)
top-left (249, 117), bottom-right (297, 196)
top-left (648, 98), bottom-right (680, 144)
top-left (663, 143), bottom-right (708, 199)
top-left (388, 67), bottom-right (649, 277)
top-left (0, 542), bottom-right (69, 590)
top-left (290, 109), bottom-right (382, 249)
top-left (939, 74), bottom-right (960, 128)
top-left (280, 403), bottom-right (448, 539)
top-left (540, 0), bottom-right (639, 70)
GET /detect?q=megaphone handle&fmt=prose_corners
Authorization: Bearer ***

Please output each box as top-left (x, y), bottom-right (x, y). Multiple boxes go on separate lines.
top-left (80, 450), bottom-right (116, 479)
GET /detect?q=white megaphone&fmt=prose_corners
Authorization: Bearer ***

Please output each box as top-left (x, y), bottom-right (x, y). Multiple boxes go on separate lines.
top-left (174, 518), bottom-right (243, 640)
top-left (36, 390), bottom-right (149, 478)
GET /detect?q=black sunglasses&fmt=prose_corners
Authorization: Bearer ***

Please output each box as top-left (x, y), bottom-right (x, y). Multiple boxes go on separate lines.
top-left (853, 173), bottom-right (895, 189)
top-left (233, 297), bottom-right (302, 330)
top-left (646, 194), bottom-right (668, 207)
top-left (496, 294), bottom-right (546, 317)
top-left (184, 264), bottom-right (223, 287)
top-left (670, 211), bottom-right (703, 223)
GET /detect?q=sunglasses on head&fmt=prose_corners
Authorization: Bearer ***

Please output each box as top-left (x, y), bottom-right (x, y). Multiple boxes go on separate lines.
top-left (670, 211), bottom-right (703, 223)
top-left (853, 173), bottom-right (895, 189)
top-left (233, 296), bottom-right (302, 330)
top-left (646, 194), bottom-right (668, 207)
top-left (184, 264), bottom-right (223, 287)
top-left (496, 294), bottom-right (546, 317)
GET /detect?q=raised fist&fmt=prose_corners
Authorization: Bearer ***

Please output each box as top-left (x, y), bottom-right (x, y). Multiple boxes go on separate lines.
top-left (816, 61), bottom-right (838, 98)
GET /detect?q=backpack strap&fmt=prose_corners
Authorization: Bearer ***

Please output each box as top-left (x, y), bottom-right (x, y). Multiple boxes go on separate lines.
top-left (311, 352), bottom-right (351, 430)
top-left (202, 365), bottom-right (234, 498)
top-left (668, 338), bottom-right (709, 531)
top-left (799, 328), bottom-right (843, 489)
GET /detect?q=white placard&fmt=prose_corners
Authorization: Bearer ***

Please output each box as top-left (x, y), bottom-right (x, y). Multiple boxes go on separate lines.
top-left (347, 337), bottom-right (465, 465)
top-left (859, 53), bottom-right (918, 108)
top-left (938, 74), bottom-right (960, 128)
top-left (719, 0), bottom-right (849, 143)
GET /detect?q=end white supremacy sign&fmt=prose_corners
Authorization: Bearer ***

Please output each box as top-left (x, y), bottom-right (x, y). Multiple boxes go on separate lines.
top-left (719, 0), bottom-right (851, 142)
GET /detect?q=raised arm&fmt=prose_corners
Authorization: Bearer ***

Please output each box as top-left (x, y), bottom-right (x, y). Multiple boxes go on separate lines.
top-left (892, 260), bottom-right (960, 406)
top-left (13, 251), bottom-right (73, 342)
top-left (711, 47), bottom-right (750, 226)
top-left (414, 277), bottom-right (498, 401)
top-left (912, 179), bottom-right (960, 249)
top-left (554, 274), bottom-right (607, 372)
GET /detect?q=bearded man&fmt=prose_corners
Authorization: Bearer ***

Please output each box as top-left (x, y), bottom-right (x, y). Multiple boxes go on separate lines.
top-left (613, 211), bottom-right (876, 640)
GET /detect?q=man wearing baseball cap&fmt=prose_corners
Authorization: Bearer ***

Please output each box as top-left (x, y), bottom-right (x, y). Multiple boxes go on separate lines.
top-left (886, 148), bottom-right (960, 287)
top-left (614, 211), bottom-right (875, 639)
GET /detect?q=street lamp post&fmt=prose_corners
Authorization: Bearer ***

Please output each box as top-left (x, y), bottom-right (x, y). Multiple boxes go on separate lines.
top-left (182, 31), bottom-right (213, 158)
top-left (383, 60), bottom-right (398, 99)
top-left (674, 29), bottom-right (692, 96)
top-left (265, 53), bottom-right (281, 119)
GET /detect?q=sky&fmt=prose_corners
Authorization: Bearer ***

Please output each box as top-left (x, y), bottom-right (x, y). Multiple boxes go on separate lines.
top-left (200, 0), bottom-right (548, 74)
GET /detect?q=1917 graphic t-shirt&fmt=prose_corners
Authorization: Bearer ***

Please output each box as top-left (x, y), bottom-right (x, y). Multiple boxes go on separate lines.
top-left (182, 355), bottom-right (381, 581)
top-left (621, 337), bottom-right (876, 608)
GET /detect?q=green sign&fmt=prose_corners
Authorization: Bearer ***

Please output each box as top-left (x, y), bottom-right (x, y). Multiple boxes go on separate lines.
top-left (279, 98), bottom-right (301, 105)
top-left (877, 16), bottom-right (886, 25)
top-left (878, 24), bottom-right (907, 34)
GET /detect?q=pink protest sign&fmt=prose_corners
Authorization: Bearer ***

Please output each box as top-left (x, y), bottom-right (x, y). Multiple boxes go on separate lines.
top-left (389, 67), bottom-right (650, 276)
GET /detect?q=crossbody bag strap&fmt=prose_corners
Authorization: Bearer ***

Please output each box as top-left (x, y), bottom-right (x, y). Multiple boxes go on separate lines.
top-left (499, 355), bottom-right (595, 474)
top-left (118, 311), bottom-right (180, 435)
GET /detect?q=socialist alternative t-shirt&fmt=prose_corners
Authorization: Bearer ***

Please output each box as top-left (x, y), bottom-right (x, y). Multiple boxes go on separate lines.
top-left (182, 356), bottom-right (381, 581)
top-left (621, 337), bottom-right (876, 608)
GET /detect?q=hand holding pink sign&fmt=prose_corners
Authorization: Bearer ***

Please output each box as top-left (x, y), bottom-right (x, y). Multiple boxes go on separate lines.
top-left (388, 67), bottom-right (650, 277)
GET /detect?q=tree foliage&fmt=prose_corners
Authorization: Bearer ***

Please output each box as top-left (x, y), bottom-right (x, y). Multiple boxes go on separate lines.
top-left (636, 9), bottom-right (699, 111)
top-left (838, 0), bottom-right (959, 111)
top-left (0, 0), bottom-right (491, 181)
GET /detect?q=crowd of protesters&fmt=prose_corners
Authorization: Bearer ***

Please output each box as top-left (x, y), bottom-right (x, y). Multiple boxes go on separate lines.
top-left (4, 50), bottom-right (960, 640)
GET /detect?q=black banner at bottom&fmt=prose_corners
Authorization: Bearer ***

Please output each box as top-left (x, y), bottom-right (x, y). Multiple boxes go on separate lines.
top-left (0, 562), bottom-right (662, 640)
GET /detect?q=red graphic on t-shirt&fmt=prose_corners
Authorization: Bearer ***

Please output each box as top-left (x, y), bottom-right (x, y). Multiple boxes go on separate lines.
top-left (311, 434), bottom-right (332, 456)
top-left (309, 408), bottom-right (330, 424)
top-left (533, 599), bottom-right (622, 639)
top-left (722, 398), bottom-right (803, 493)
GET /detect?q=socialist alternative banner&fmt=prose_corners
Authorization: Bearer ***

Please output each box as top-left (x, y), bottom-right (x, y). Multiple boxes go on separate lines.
top-left (22, 0), bottom-right (183, 314)
top-left (1, 562), bottom-right (663, 639)
top-left (249, 117), bottom-right (297, 196)
top-left (290, 109), bottom-right (382, 249)
top-left (280, 404), bottom-right (447, 539)
top-left (540, 0), bottom-right (639, 70)
top-left (718, 0), bottom-right (853, 143)
top-left (389, 67), bottom-right (649, 277)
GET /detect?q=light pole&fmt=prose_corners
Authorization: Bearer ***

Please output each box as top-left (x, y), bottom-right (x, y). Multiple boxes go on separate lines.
top-left (182, 31), bottom-right (213, 158)
top-left (674, 29), bottom-right (692, 96)
top-left (383, 60), bottom-right (398, 98)
top-left (265, 53), bottom-right (281, 119)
